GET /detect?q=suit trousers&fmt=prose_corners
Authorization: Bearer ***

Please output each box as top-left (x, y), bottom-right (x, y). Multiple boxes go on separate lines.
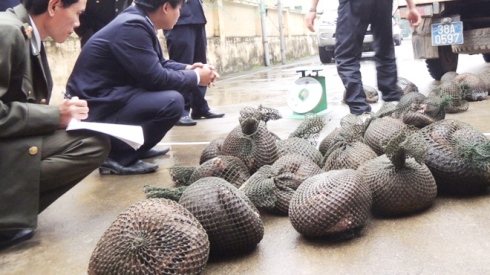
top-left (40, 130), bottom-right (110, 212)
top-left (335, 0), bottom-right (398, 115)
top-left (165, 24), bottom-right (210, 116)
top-left (96, 89), bottom-right (184, 166)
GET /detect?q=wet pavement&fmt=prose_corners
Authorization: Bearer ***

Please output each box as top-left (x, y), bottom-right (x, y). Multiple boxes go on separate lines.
top-left (1, 40), bottom-right (490, 274)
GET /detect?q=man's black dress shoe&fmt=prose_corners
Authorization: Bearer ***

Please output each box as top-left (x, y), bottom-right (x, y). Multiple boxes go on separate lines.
top-left (175, 116), bottom-right (197, 126)
top-left (140, 147), bottom-right (170, 159)
top-left (99, 159), bottom-right (158, 175)
top-left (191, 111), bottom-right (225, 120)
top-left (0, 229), bottom-right (34, 250)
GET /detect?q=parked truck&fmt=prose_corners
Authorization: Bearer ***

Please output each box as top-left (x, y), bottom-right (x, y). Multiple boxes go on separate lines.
top-left (397, 0), bottom-right (490, 80)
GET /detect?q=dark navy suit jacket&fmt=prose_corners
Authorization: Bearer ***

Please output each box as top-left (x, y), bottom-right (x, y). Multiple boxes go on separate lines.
top-left (67, 6), bottom-right (198, 121)
top-left (176, 0), bottom-right (206, 25)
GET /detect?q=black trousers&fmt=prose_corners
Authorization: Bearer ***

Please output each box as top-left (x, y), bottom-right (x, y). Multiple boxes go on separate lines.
top-left (165, 24), bottom-right (210, 116)
top-left (97, 90), bottom-right (184, 166)
top-left (335, 0), bottom-right (399, 114)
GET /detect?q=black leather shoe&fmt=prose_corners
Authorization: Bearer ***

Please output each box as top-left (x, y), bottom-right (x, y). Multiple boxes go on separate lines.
top-left (191, 111), bottom-right (225, 120)
top-left (0, 229), bottom-right (34, 250)
top-left (176, 116), bottom-right (197, 126)
top-left (140, 147), bottom-right (170, 159)
top-left (99, 159), bottom-right (158, 175)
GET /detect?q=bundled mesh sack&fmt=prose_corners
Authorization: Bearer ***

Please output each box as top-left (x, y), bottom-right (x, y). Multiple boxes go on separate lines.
top-left (394, 92), bottom-right (446, 128)
top-left (318, 127), bottom-right (342, 156)
top-left (364, 116), bottom-right (408, 155)
top-left (289, 169), bottom-right (372, 239)
top-left (239, 105), bottom-right (282, 124)
top-left (168, 167), bottom-right (197, 186)
top-left (440, 71), bottom-right (459, 83)
top-left (188, 155), bottom-right (250, 188)
top-left (276, 137), bottom-right (323, 167)
top-left (240, 165), bottom-right (276, 211)
top-left (288, 114), bottom-right (326, 146)
top-left (429, 81), bottom-right (468, 113)
top-left (221, 117), bottom-right (279, 174)
top-left (88, 199), bottom-right (209, 275)
top-left (397, 77), bottom-right (419, 94)
top-left (200, 137), bottom-right (225, 164)
top-left (179, 177), bottom-right (264, 257)
top-left (416, 119), bottom-right (490, 195)
top-left (358, 131), bottom-right (437, 216)
top-left (477, 69), bottom-right (490, 94)
top-left (323, 141), bottom-right (377, 171)
top-left (453, 72), bottom-right (488, 101)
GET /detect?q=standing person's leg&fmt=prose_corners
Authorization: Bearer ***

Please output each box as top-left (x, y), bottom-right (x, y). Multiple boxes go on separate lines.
top-left (335, 0), bottom-right (372, 115)
top-left (165, 26), bottom-right (197, 126)
top-left (371, 0), bottom-right (400, 102)
top-left (99, 90), bottom-right (183, 172)
top-left (39, 131), bottom-right (110, 211)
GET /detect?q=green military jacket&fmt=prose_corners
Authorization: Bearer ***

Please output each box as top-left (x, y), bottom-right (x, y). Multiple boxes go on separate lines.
top-left (0, 5), bottom-right (60, 230)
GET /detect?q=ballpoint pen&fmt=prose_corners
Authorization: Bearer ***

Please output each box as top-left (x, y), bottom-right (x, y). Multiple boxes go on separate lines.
top-left (62, 89), bottom-right (72, 99)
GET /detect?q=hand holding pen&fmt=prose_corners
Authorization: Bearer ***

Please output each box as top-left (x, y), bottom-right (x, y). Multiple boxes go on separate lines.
top-left (58, 90), bottom-right (89, 128)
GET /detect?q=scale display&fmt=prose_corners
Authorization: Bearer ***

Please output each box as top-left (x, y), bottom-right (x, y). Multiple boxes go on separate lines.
top-left (287, 76), bottom-right (323, 114)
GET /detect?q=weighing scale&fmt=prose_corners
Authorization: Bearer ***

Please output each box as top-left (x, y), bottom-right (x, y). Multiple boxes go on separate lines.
top-left (284, 66), bottom-right (328, 118)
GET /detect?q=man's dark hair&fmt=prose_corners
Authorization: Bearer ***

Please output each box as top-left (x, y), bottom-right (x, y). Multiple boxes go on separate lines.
top-left (22, 0), bottom-right (79, 15)
top-left (134, 0), bottom-right (185, 12)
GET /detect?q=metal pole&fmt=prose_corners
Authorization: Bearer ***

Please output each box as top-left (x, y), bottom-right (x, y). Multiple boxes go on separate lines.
top-left (277, 0), bottom-right (286, 65)
top-left (260, 1), bottom-right (270, 66)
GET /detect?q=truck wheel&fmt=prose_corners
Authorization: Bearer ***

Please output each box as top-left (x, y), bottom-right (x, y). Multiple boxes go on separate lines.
top-left (319, 47), bottom-right (333, 64)
top-left (484, 54), bottom-right (490, 62)
top-left (426, 46), bottom-right (458, 81)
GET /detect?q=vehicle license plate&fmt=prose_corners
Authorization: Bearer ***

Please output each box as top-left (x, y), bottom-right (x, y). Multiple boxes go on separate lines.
top-left (431, 21), bottom-right (464, 46)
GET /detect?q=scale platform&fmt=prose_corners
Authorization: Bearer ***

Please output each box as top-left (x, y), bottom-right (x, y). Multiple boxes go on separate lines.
top-left (283, 66), bottom-right (328, 119)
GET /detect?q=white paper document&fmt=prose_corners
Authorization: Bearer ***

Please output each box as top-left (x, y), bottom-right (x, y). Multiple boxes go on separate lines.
top-left (66, 119), bottom-right (144, 150)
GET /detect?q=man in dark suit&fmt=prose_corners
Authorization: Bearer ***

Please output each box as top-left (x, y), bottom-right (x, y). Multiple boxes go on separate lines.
top-left (67, 0), bottom-right (218, 175)
top-left (0, 0), bottom-right (110, 250)
top-left (164, 0), bottom-right (224, 126)
top-left (74, 0), bottom-right (133, 47)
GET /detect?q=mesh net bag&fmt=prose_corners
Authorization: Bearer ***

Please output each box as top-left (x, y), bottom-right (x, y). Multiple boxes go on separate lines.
top-left (221, 118), bottom-right (279, 174)
top-left (416, 119), bottom-right (490, 195)
top-left (240, 165), bottom-right (276, 211)
top-left (397, 77), bottom-right (419, 94)
top-left (394, 92), bottom-right (446, 128)
top-left (440, 71), bottom-right (459, 83)
top-left (429, 81), bottom-right (469, 114)
top-left (88, 199), bottom-right (209, 275)
top-left (364, 116), bottom-right (408, 155)
top-left (360, 156), bottom-right (436, 216)
top-left (239, 105), bottom-right (282, 124)
top-left (289, 169), bottom-right (372, 238)
top-left (477, 70), bottom-right (490, 94)
top-left (323, 141), bottom-right (378, 171)
top-left (318, 127), bottom-right (342, 156)
top-left (453, 72), bottom-right (488, 101)
top-left (168, 167), bottom-right (197, 186)
top-left (364, 85), bottom-right (379, 103)
top-left (188, 155), bottom-right (250, 188)
top-left (179, 177), bottom-right (264, 257)
top-left (276, 137), bottom-right (323, 167)
top-left (288, 114), bottom-right (326, 146)
top-left (200, 137), bottom-right (225, 164)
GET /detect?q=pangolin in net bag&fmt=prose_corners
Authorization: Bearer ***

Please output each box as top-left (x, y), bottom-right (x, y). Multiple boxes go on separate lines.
top-left (88, 199), bottom-right (210, 275)
top-left (477, 69), bottom-right (490, 94)
top-left (179, 177), bottom-right (264, 257)
top-left (200, 137), bottom-right (225, 164)
top-left (397, 77), bottom-right (419, 94)
top-left (187, 155), bottom-right (250, 188)
top-left (415, 119), bottom-right (490, 195)
top-left (239, 165), bottom-right (276, 211)
top-left (453, 72), bottom-right (488, 101)
top-left (364, 116), bottom-right (408, 155)
top-left (440, 71), bottom-right (459, 83)
top-left (276, 137), bottom-right (323, 167)
top-left (343, 85), bottom-right (379, 104)
top-left (289, 169), bottom-right (372, 239)
top-left (322, 123), bottom-right (377, 171)
top-left (221, 114), bottom-right (279, 174)
top-left (428, 80), bottom-right (469, 114)
top-left (358, 130), bottom-right (437, 217)
top-left (318, 127), bottom-right (342, 156)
